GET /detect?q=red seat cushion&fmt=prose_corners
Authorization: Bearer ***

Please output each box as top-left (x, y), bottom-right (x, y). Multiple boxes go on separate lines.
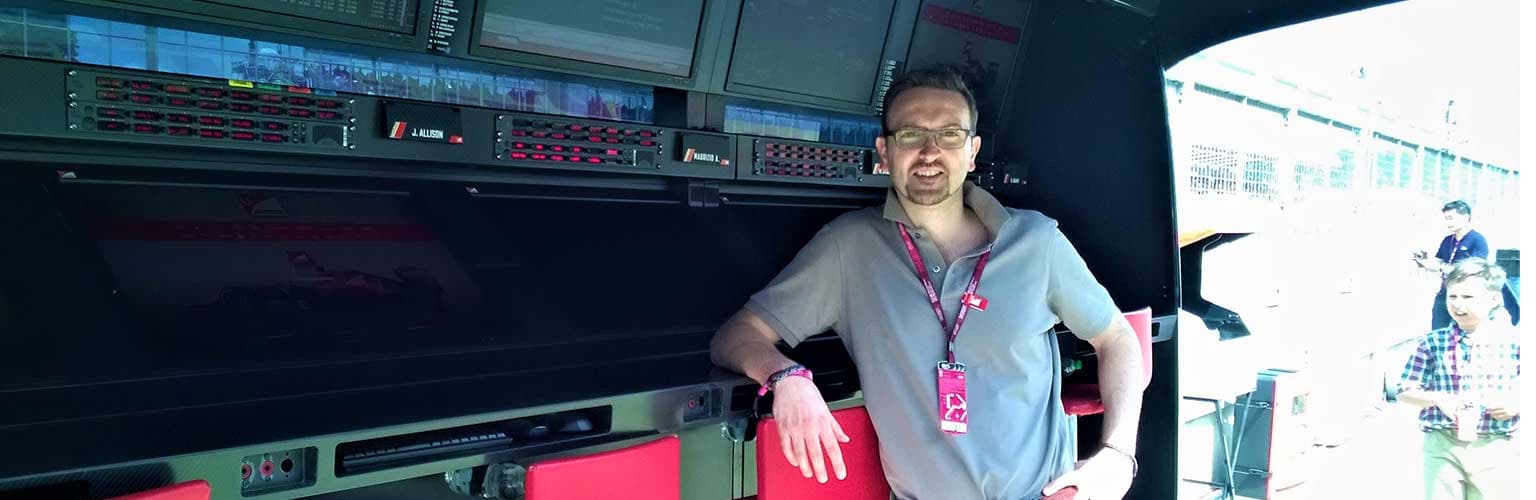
top-left (108, 480), bottom-right (210, 500)
top-left (525, 435), bottom-right (679, 500)
top-left (1062, 308), bottom-right (1154, 416)
top-left (756, 406), bottom-right (890, 500)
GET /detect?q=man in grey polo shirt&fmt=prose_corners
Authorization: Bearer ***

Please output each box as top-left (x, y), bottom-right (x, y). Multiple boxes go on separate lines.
top-left (710, 69), bottom-right (1144, 500)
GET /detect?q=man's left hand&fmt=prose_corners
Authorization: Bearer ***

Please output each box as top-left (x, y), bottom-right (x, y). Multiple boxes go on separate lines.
top-left (1042, 448), bottom-right (1134, 500)
top-left (1488, 406), bottom-right (1519, 421)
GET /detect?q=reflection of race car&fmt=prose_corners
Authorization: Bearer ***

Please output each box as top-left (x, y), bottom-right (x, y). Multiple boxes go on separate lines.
top-left (209, 266), bottom-right (445, 314)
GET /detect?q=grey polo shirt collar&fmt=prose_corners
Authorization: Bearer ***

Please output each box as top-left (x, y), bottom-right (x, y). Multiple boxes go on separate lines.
top-left (881, 184), bottom-right (1013, 239)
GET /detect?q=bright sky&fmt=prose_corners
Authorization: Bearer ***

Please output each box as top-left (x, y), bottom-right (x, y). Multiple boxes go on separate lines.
top-left (1174, 0), bottom-right (1520, 167)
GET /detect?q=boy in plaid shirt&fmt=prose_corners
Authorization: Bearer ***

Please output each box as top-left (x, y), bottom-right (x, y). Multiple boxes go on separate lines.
top-left (1398, 258), bottom-right (1519, 500)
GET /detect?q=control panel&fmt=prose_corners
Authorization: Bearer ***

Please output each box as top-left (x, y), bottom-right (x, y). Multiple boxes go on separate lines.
top-left (737, 137), bottom-right (889, 187)
top-left (493, 114), bottom-right (734, 180)
top-left (66, 69), bottom-right (355, 150)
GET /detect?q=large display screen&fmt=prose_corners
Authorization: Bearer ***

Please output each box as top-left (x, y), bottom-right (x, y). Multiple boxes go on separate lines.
top-left (727, 0), bottom-right (895, 104)
top-left (196, 0), bottom-right (418, 34)
top-left (1, 180), bottom-right (850, 390)
top-left (476, 0), bottom-right (704, 77)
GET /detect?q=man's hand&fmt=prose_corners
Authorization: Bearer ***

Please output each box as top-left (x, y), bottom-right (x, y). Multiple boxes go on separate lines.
top-left (771, 376), bottom-right (849, 483)
top-left (1042, 448), bottom-right (1134, 500)
top-left (1488, 407), bottom-right (1518, 421)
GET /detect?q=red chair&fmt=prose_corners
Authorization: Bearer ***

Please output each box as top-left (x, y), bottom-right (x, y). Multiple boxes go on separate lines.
top-left (524, 435), bottom-right (680, 500)
top-left (1062, 308), bottom-right (1154, 416)
top-left (108, 480), bottom-right (210, 500)
top-left (755, 406), bottom-right (890, 500)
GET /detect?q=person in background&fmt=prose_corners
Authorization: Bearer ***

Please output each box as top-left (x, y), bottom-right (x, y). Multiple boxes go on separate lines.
top-left (1413, 200), bottom-right (1488, 330)
top-left (1397, 258), bottom-right (1520, 500)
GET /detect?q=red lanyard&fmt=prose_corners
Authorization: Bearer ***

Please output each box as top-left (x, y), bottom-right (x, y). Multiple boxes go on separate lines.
top-left (898, 224), bottom-right (990, 364)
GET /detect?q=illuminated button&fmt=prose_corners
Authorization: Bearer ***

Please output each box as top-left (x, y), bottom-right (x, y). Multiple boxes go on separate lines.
top-left (530, 153), bottom-right (547, 160)
top-left (128, 94), bottom-right (157, 104)
top-left (510, 152), bottom-right (528, 159)
top-left (606, 138), bottom-right (620, 143)
top-left (315, 99), bottom-right (343, 108)
top-left (166, 126), bottom-right (193, 136)
top-left (551, 145), bottom-right (565, 152)
top-left (316, 110), bottom-right (341, 120)
top-left (509, 130), bottom-right (527, 136)
top-left (260, 133), bottom-right (285, 143)
top-left (197, 129), bottom-right (225, 139)
top-left (588, 136), bottom-right (603, 143)
top-left (129, 81), bottom-right (159, 91)
top-left (605, 149), bottom-right (620, 156)
top-left (132, 110), bottom-right (162, 121)
top-left (551, 133), bottom-right (566, 140)
top-left (512, 142), bottom-right (527, 149)
top-left (229, 91), bottom-right (256, 101)
top-left (260, 106), bottom-right (283, 115)
top-left (568, 156), bottom-right (582, 162)
top-left (570, 147), bottom-right (583, 153)
top-left (639, 131), bottom-right (655, 137)
top-left (531, 131), bottom-right (548, 138)
top-left (587, 125), bottom-right (603, 132)
top-left (96, 90), bottom-right (123, 101)
top-left (287, 108), bottom-right (312, 118)
top-left (285, 86), bottom-right (312, 94)
top-left (533, 144), bottom-right (545, 150)
top-left (605, 128), bottom-right (618, 134)
top-left (231, 131), bottom-right (256, 141)
top-left (550, 155), bottom-right (565, 162)
top-left (639, 140), bottom-right (655, 147)
top-left (285, 96), bottom-right (312, 106)
top-left (229, 103), bottom-right (256, 113)
top-left (263, 121), bottom-right (286, 130)
top-left (97, 108), bottom-right (125, 119)
top-left (167, 113), bottom-right (194, 123)
top-left (568, 124), bottom-right (583, 131)
top-left (97, 120), bottom-right (127, 131)
top-left (231, 119), bottom-right (255, 129)
top-left (259, 94), bottom-right (283, 103)
top-left (587, 157), bottom-right (602, 164)
top-left (95, 77), bottom-right (125, 88)
top-left (198, 116), bottom-right (225, 126)
top-left (167, 97), bottom-right (193, 107)
top-left (164, 84), bottom-right (191, 94)
top-left (196, 100), bottom-right (223, 110)
top-left (194, 87), bottom-right (224, 98)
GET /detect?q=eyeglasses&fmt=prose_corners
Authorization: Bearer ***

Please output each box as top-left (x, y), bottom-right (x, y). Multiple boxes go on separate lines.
top-left (886, 128), bottom-right (973, 149)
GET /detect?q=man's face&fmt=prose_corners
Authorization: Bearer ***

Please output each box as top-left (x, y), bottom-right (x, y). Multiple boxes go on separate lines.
top-left (875, 88), bottom-right (980, 207)
top-left (1445, 277), bottom-right (1498, 330)
top-left (1443, 210), bottom-right (1470, 234)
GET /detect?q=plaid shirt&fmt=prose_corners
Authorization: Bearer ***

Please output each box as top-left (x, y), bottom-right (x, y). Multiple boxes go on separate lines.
top-left (1400, 325), bottom-right (1521, 436)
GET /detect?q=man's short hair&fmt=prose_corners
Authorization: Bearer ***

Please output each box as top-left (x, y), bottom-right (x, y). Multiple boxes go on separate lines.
top-left (1442, 200), bottom-right (1472, 216)
top-left (880, 68), bottom-right (979, 135)
top-left (1446, 257), bottom-right (1506, 293)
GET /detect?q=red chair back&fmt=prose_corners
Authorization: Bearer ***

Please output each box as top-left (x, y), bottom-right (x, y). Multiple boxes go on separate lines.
top-left (524, 435), bottom-right (680, 500)
top-left (755, 406), bottom-right (889, 500)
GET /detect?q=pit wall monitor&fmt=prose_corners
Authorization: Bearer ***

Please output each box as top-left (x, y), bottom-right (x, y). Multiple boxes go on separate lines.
top-left (58, 0), bottom-right (428, 50)
top-left (466, 0), bottom-right (732, 93)
top-left (712, 0), bottom-right (921, 115)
